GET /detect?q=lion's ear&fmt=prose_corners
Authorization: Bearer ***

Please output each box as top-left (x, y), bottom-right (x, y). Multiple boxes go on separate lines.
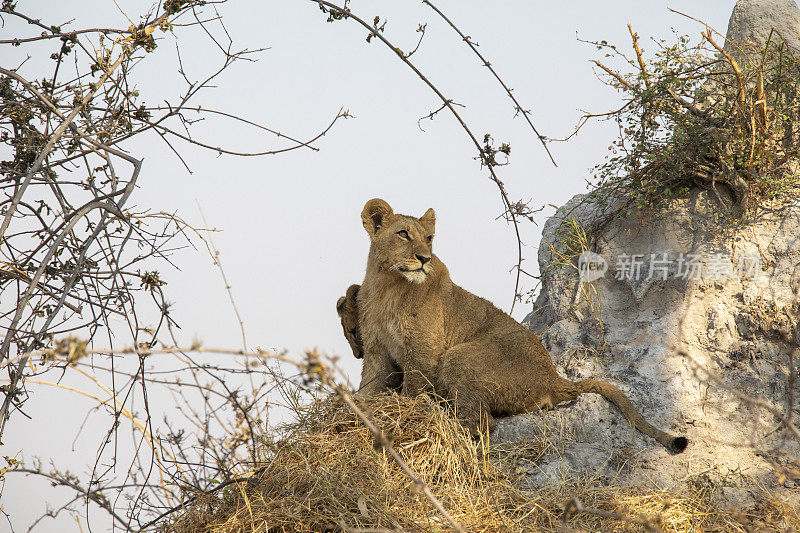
top-left (419, 208), bottom-right (435, 233)
top-left (345, 284), bottom-right (360, 301)
top-left (361, 199), bottom-right (393, 235)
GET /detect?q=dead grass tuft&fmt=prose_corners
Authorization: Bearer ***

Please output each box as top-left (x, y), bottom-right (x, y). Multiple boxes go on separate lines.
top-left (162, 394), bottom-right (800, 532)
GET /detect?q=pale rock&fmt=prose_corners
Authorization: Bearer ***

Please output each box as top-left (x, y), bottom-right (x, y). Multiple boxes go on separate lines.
top-left (494, 0), bottom-right (800, 509)
top-left (502, 189), bottom-right (800, 508)
top-left (724, 0), bottom-right (800, 66)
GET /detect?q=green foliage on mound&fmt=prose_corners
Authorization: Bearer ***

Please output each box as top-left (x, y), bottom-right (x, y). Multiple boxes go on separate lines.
top-left (586, 27), bottom-right (800, 218)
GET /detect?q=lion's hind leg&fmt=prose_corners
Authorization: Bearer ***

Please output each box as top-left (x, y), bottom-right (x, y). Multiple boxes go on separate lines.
top-left (436, 341), bottom-right (504, 435)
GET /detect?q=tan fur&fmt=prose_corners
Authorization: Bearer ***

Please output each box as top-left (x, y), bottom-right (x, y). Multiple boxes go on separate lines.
top-left (352, 198), bottom-right (688, 453)
top-left (336, 284), bottom-right (363, 359)
top-left (338, 283), bottom-right (403, 392)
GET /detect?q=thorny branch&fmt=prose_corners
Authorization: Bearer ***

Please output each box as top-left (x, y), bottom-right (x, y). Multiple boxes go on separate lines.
top-left (4, 343), bottom-right (467, 532)
top-left (0, 0), bottom-right (345, 438)
top-left (314, 0), bottom-right (554, 313)
top-left (0, 0), bottom-right (348, 529)
top-left (422, 0), bottom-right (557, 166)
top-left (14, 467), bottom-right (134, 531)
top-left (2, 2), bottom-right (559, 531)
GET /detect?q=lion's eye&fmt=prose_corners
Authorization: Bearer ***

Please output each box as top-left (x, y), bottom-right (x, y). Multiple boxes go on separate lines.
top-left (426, 235), bottom-right (433, 244)
top-left (397, 230), bottom-right (410, 240)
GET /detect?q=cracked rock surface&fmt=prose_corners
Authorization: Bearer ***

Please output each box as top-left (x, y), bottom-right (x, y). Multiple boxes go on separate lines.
top-left (502, 188), bottom-right (799, 507)
top-left (493, 1), bottom-right (800, 508)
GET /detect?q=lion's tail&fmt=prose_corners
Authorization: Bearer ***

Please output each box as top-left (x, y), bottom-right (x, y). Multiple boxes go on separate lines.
top-left (574, 378), bottom-right (688, 453)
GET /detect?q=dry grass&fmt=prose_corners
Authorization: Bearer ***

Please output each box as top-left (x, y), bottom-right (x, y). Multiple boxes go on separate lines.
top-left (162, 394), bottom-right (799, 532)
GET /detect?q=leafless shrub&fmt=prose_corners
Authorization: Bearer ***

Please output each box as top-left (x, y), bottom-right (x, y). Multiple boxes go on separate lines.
top-left (0, 1), bottom-right (555, 529)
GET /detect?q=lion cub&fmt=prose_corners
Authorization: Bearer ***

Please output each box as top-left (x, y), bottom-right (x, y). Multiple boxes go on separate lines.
top-left (345, 198), bottom-right (688, 453)
top-left (336, 284), bottom-right (364, 360)
top-left (337, 283), bottom-right (403, 393)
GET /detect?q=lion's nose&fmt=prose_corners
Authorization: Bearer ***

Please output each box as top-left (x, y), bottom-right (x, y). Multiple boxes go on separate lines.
top-left (416, 255), bottom-right (431, 265)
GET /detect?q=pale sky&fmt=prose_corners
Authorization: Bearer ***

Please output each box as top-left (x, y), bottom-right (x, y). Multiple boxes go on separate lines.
top-left (2, 0), bottom-right (740, 530)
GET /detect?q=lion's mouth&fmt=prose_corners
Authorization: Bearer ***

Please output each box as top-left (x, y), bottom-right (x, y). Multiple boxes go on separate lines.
top-left (394, 263), bottom-right (429, 284)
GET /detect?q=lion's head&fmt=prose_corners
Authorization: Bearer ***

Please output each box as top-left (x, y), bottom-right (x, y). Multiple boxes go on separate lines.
top-left (361, 198), bottom-right (435, 284)
top-left (336, 284), bottom-right (363, 358)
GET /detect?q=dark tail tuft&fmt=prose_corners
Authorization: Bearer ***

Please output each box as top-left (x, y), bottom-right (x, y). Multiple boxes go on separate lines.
top-left (670, 436), bottom-right (689, 454)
